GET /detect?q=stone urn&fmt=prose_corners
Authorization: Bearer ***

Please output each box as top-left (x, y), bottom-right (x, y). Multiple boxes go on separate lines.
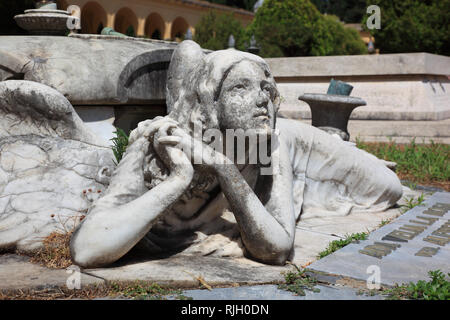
top-left (298, 79), bottom-right (366, 141)
top-left (14, 1), bottom-right (79, 36)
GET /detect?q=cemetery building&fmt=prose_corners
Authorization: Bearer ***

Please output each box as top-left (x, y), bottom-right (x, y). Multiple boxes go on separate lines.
top-left (56, 0), bottom-right (254, 40)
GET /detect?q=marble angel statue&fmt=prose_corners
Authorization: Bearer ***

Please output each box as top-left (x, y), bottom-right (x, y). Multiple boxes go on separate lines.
top-left (69, 41), bottom-right (402, 267)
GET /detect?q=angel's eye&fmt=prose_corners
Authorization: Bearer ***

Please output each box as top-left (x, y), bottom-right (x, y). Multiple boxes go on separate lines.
top-left (262, 85), bottom-right (274, 98)
top-left (233, 84), bottom-right (245, 90)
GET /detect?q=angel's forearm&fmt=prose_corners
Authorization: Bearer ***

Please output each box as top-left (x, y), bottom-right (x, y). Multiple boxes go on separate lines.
top-left (70, 152), bottom-right (194, 268)
top-left (211, 158), bottom-right (294, 264)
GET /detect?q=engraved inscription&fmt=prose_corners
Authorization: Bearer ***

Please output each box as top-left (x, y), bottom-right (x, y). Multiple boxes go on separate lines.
top-left (423, 235), bottom-right (449, 246)
top-left (423, 220), bottom-right (450, 246)
top-left (409, 216), bottom-right (438, 226)
top-left (382, 230), bottom-right (412, 242)
top-left (423, 208), bottom-right (446, 217)
top-left (359, 242), bottom-right (401, 259)
top-left (359, 201), bottom-right (449, 260)
top-left (415, 246), bottom-right (440, 257)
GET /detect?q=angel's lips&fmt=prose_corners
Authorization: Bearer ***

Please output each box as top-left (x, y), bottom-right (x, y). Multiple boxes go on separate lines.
top-left (253, 111), bottom-right (269, 118)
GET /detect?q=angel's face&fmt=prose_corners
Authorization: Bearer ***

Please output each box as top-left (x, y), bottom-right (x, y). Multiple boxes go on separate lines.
top-left (216, 60), bottom-right (278, 134)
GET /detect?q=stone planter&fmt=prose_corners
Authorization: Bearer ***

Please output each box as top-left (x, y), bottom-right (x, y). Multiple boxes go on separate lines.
top-left (299, 93), bottom-right (366, 140)
top-left (14, 9), bottom-right (74, 36)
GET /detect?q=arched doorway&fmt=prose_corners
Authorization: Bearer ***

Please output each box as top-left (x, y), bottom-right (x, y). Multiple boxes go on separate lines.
top-left (171, 16), bottom-right (189, 41)
top-left (114, 7), bottom-right (138, 37)
top-left (145, 12), bottom-right (165, 40)
top-left (80, 1), bottom-right (107, 34)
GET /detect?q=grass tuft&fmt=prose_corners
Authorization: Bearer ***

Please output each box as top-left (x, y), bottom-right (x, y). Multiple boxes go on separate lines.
top-left (400, 194), bottom-right (425, 213)
top-left (110, 128), bottom-right (129, 165)
top-left (356, 139), bottom-right (449, 191)
top-left (317, 232), bottom-right (368, 259)
top-left (278, 265), bottom-right (320, 296)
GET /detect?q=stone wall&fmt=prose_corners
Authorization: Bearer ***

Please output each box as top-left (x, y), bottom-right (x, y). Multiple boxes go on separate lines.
top-left (266, 53), bottom-right (450, 143)
top-left (2, 35), bottom-right (449, 144)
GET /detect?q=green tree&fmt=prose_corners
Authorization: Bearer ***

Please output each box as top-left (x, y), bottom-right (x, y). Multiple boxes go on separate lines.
top-left (248, 0), bottom-right (323, 57)
top-left (205, 0), bottom-right (259, 11)
top-left (248, 0), bottom-right (367, 57)
top-left (311, 0), bottom-right (367, 23)
top-left (314, 15), bottom-right (367, 55)
top-left (193, 10), bottom-right (247, 51)
top-left (363, 0), bottom-right (450, 55)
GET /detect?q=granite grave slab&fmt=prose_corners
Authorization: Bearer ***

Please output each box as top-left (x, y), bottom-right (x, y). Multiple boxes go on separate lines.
top-left (307, 192), bottom-right (450, 286)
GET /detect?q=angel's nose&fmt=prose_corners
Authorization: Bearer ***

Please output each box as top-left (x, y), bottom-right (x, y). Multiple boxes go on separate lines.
top-left (256, 90), bottom-right (269, 108)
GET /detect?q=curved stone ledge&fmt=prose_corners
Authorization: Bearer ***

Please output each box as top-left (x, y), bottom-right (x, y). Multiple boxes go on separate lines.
top-left (0, 36), bottom-right (176, 105)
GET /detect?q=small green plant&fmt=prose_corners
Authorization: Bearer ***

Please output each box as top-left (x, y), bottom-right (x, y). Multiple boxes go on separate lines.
top-left (110, 128), bottom-right (129, 165)
top-left (278, 265), bottom-right (320, 296)
top-left (383, 270), bottom-right (450, 300)
top-left (318, 232), bottom-right (368, 259)
top-left (378, 219), bottom-right (392, 227)
top-left (400, 194), bottom-right (425, 213)
top-left (405, 181), bottom-right (417, 190)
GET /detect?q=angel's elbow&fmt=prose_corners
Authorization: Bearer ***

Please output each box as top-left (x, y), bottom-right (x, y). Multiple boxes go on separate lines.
top-left (69, 231), bottom-right (111, 268)
top-left (247, 239), bottom-right (293, 266)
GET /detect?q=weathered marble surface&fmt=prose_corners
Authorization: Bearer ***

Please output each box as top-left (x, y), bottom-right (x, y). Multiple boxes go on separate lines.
top-left (0, 254), bottom-right (102, 290)
top-left (0, 80), bottom-right (114, 252)
top-left (0, 35), bottom-right (176, 104)
top-left (0, 39), bottom-right (403, 270)
top-left (0, 188), bottom-right (425, 289)
top-left (58, 187), bottom-right (423, 287)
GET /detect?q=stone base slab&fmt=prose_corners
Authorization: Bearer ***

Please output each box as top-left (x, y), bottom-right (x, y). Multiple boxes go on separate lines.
top-left (307, 192), bottom-right (450, 286)
top-left (0, 187), bottom-right (427, 291)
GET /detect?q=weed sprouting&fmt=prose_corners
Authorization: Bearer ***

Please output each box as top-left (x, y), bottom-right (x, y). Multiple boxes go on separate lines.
top-left (317, 232), bottom-right (368, 259)
top-left (110, 128), bottom-right (129, 165)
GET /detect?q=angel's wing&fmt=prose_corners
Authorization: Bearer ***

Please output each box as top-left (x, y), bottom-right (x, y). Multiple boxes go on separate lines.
top-left (0, 80), bottom-right (114, 252)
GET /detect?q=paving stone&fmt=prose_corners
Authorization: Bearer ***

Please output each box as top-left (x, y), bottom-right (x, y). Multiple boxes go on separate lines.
top-left (182, 284), bottom-right (383, 300)
top-left (84, 255), bottom-right (290, 287)
top-left (0, 254), bottom-right (104, 290)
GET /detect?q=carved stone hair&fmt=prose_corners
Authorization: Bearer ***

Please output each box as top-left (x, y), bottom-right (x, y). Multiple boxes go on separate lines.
top-left (142, 41), bottom-right (280, 192)
top-left (166, 40), bottom-right (280, 138)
